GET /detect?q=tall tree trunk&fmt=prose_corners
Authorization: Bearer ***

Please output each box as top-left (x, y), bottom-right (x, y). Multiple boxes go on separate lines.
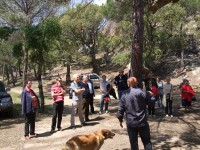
top-left (5, 65), bottom-right (10, 85)
top-left (91, 31), bottom-right (99, 74)
top-left (23, 47), bottom-right (28, 88)
top-left (9, 65), bottom-right (15, 86)
top-left (2, 64), bottom-right (5, 83)
top-left (131, 0), bottom-right (144, 88)
top-left (66, 62), bottom-right (71, 85)
top-left (180, 23), bottom-right (184, 67)
top-left (18, 60), bottom-right (22, 77)
top-left (37, 63), bottom-right (45, 112)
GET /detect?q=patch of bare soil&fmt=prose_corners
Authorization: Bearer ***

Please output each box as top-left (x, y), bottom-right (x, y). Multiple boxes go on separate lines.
top-left (1, 66), bottom-right (200, 150)
top-left (0, 89), bottom-right (200, 150)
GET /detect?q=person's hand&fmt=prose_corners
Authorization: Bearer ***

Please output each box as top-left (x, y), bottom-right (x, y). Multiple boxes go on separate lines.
top-left (32, 96), bottom-right (36, 100)
top-left (120, 122), bottom-right (123, 128)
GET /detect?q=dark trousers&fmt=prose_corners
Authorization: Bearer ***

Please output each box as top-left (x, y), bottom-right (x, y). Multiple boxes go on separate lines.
top-left (148, 106), bottom-right (155, 115)
top-left (51, 101), bottom-right (64, 130)
top-left (89, 94), bottom-right (94, 113)
top-left (165, 99), bottom-right (173, 115)
top-left (127, 123), bottom-right (152, 150)
top-left (25, 112), bottom-right (36, 136)
top-left (82, 97), bottom-right (90, 120)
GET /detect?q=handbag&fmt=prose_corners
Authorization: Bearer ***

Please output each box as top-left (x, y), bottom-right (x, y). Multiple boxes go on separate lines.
top-left (104, 95), bottom-right (111, 103)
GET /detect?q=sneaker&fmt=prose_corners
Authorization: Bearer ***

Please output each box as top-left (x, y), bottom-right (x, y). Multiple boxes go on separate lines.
top-left (106, 111), bottom-right (109, 113)
top-left (152, 115), bottom-right (156, 117)
top-left (58, 127), bottom-right (62, 131)
top-left (99, 111), bottom-right (102, 115)
top-left (165, 114), bottom-right (169, 117)
top-left (170, 115), bottom-right (173, 117)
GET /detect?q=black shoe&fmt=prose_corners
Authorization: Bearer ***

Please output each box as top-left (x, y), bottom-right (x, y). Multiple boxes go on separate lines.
top-left (30, 133), bottom-right (37, 138)
top-left (81, 122), bottom-right (87, 126)
top-left (50, 129), bottom-right (55, 133)
top-left (69, 126), bottom-right (76, 130)
top-left (58, 127), bottom-right (62, 131)
top-left (85, 119), bottom-right (90, 122)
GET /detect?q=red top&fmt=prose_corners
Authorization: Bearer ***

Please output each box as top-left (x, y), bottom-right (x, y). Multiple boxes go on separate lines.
top-left (51, 84), bottom-right (65, 102)
top-left (29, 89), bottom-right (37, 108)
top-left (181, 85), bottom-right (194, 102)
top-left (152, 86), bottom-right (158, 97)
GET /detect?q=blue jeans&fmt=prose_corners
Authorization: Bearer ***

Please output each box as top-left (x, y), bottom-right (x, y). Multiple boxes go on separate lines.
top-left (118, 90), bottom-right (124, 100)
top-left (127, 123), bottom-right (152, 150)
top-left (157, 94), bottom-right (163, 108)
top-left (100, 94), bottom-right (108, 112)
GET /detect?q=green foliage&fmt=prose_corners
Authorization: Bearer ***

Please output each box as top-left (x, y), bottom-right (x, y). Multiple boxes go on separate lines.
top-left (60, 4), bottom-right (103, 63)
top-left (101, 0), bottom-right (132, 22)
top-left (112, 51), bottom-right (130, 65)
top-left (0, 27), bottom-right (15, 40)
top-left (12, 42), bottom-right (23, 58)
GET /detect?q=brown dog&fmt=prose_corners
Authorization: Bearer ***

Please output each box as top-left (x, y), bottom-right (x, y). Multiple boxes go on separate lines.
top-left (62, 129), bottom-right (115, 150)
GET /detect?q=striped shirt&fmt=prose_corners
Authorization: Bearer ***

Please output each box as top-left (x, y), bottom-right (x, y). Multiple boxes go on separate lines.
top-left (51, 84), bottom-right (65, 102)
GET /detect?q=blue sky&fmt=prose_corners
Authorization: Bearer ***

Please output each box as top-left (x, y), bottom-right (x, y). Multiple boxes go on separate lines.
top-left (72, 0), bottom-right (106, 6)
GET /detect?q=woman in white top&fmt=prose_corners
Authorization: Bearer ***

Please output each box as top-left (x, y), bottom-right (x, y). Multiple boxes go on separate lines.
top-left (163, 77), bottom-right (173, 117)
top-left (157, 77), bottom-right (164, 108)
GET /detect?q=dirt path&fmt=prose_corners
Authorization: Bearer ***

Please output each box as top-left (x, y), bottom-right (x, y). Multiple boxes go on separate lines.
top-left (0, 90), bottom-right (200, 150)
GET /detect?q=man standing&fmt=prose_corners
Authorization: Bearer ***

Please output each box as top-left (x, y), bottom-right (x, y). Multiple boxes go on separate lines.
top-left (87, 76), bottom-right (95, 113)
top-left (50, 77), bottom-right (66, 133)
top-left (114, 70), bottom-right (128, 100)
top-left (21, 79), bottom-right (40, 140)
top-left (81, 75), bottom-right (90, 122)
top-left (70, 74), bottom-right (85, 129)
top-left (117, 77), bottom-right (152, 150)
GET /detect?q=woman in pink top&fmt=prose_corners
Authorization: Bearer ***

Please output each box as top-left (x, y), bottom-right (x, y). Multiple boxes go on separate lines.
top-left (50, 77), bottom-right (66, 133)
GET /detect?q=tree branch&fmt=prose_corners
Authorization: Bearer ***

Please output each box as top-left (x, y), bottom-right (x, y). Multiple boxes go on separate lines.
top-left (149, 0), bottom-right (179, 14)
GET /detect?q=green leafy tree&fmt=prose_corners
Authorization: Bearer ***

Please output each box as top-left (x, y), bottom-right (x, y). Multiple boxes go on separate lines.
top-left (22, 18), bottom-right (61, 111)
top-left (60, 4), bottom-right (103, 74)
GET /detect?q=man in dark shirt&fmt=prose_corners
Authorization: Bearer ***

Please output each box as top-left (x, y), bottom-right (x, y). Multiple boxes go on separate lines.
top-left (114, 70), bottom-right (128, 100)
top-left (117, 77), bottom-right (152, 150)
top-left (81, 75), bottom-right (90, 122)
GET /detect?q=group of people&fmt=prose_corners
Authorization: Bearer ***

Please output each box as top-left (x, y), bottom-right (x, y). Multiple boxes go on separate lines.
top-left (143, 72), bottom-right (195, 117)
top-left (50, 74), bottom-right (97, 131)
top-left (117, 73), bottom-right (195, 150)
top-left (20, 70), bottom-right (195, 150)
top-left (20, 74), bottom-right (96, 140)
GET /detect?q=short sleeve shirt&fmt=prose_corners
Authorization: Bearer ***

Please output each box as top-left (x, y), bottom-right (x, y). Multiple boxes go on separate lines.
top-left (100, 81), bottom-right (109, 94)
top-left (70, 81), bottom-right (83, 101)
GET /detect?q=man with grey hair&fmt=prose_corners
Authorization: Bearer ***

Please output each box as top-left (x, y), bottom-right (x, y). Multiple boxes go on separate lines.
top-left (70, 74), bottom-right (85, 129)
top-left (81, 75), bottom-right (90, 122)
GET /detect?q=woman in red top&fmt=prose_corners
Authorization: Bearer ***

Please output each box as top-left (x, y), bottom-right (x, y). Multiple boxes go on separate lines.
top-left (181, 79), bottom-right (194, 113)
top-left (147, 81), bottom-right (158, 117)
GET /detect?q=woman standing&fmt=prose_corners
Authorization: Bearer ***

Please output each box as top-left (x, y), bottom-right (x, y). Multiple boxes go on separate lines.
top-left (147, 81), bottom-right (158, 117)
top-left (21, 79), bottom-right (40, 140)
top-left (163, 77), bottom-right (173, 117)
top-left (157, 77), bottom-right (164, 108)
top-left (181, 79), bottom-right (194, 113)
